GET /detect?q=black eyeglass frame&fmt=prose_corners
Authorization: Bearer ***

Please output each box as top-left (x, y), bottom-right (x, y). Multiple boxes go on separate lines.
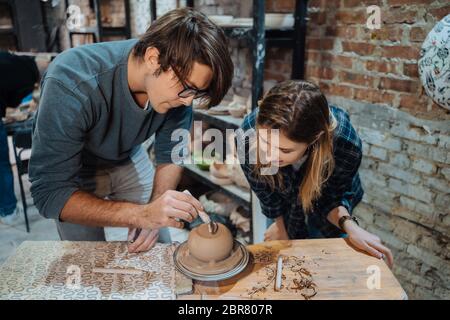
top-left (178, 82), bottom-right (209, 99)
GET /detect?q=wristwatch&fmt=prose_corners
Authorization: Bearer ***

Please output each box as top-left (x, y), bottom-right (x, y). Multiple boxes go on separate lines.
top-left (338, 215), bottom-right (359, 233)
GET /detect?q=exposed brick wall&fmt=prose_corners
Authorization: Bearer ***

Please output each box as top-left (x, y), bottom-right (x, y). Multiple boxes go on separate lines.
top-left (329, 96), bottom-right (449, 299)
top-left (304, 0), bottom-right (450, 120)
top-left (262, 0), bottom-right (449, 300)
top-left (147, 0), bottom-right (450, 299)
top-left (193, 0), bottom-right (450, 299)
top-left (5, 0), bottom-right (446, 299)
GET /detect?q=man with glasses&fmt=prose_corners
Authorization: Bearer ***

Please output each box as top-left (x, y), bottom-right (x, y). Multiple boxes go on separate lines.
top-left (29, 8), bottom-right (233, 252)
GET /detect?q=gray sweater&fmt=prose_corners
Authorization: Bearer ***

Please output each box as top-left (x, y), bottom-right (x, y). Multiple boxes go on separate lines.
top-left (29, 39), bottom-right (192, 220)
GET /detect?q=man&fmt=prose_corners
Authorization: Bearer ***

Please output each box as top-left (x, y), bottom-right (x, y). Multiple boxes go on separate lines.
top-left (0, 52), bottom-right (49, 223)
top-left (29, 8), bottom-right (233, 252)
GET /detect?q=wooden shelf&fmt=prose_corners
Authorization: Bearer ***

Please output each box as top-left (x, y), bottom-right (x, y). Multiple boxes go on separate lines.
top-left (193, 109), bottom-right (244, 130)
top-left (0, 25), bottom-right (14, 34)
top-left (183, 164), bottom-right (251, 209)
top-left (222, 26), bottom-right (296, 47)
top-left (67, 26), bottom-right (98, 34)
top-left (103, 26), bottom-right (130, 37)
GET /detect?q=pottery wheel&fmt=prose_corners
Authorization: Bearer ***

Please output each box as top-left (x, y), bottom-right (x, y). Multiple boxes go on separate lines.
top-left (173, 240), bottom-right (249, 281)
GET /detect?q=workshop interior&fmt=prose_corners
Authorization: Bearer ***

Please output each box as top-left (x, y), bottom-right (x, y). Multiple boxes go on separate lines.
top-left (0, 0), bottom-right (449, 301)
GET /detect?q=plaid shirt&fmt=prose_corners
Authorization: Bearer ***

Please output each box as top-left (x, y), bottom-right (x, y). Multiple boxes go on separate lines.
top-left (240, 105), bottom-right (364, 239)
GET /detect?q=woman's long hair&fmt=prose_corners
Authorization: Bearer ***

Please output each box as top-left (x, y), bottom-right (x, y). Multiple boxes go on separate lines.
top-left (254, 80), bottom-right (336, 213)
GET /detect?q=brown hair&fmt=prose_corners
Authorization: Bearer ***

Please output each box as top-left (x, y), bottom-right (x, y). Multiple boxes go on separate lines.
top-left (255, 80), bottom-right (336, 213)
top-left (133, 8), bottom-right (233, 106)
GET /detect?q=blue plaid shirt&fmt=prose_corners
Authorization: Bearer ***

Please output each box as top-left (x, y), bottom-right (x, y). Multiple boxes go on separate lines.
top-left (240, 105), bottom-right (364, 239)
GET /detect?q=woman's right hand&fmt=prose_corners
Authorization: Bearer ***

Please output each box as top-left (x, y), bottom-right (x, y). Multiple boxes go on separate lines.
top-left (344, 222), bottom-right (394, 269)
top-left (264, 216), bottom-right (289, 241)
top-left (137, 190), bottom-right (203, 229)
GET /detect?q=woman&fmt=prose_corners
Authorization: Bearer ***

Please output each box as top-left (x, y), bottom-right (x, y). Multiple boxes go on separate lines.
top-left (240, 80), bottom-right (393, 268)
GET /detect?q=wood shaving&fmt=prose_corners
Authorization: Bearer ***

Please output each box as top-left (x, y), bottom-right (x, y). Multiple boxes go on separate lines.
top-left (246, 255), bottom-right (317, 300)
top-left (252, 249), bottom-right (277, 264)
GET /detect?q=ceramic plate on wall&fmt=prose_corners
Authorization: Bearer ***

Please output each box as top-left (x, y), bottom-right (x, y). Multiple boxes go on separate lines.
top-left (418, 14), bottom-right (450, 110)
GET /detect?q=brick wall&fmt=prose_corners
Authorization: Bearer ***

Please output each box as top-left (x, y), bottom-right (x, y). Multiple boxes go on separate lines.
top-left (261, 0), bottom-right (449, 299)
top-left (304, 0), bottom-right (450, 120)
top-left (9, 0), bottom-right (447, 299)
top-left (145, 0), bottom-right (450, 299)
top-left (194, 0), bottom-right (450, 299)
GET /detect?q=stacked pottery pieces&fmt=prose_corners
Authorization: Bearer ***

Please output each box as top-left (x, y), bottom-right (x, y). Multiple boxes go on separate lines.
top-left (207, 94), bottom-right (249, 118)
top-left (227, 94), bottom-right (248, 118)
top-left (209, 159), bottom-right (250, 190)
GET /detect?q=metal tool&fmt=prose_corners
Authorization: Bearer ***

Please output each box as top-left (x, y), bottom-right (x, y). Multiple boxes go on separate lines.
top-left (183, 190), bottom-right (218, 234)
top-left (129, 228), bottom-right (141, 243)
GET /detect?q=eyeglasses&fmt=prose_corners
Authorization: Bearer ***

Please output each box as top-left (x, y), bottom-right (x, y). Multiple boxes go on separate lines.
top-left (178, 82), bottom-right (209, 100)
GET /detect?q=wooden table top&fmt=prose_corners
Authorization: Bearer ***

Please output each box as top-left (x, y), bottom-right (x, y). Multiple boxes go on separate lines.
top-left (181, 238), bottom-right (407, 300)
top-left (0, 239), bottom-right (407, 300)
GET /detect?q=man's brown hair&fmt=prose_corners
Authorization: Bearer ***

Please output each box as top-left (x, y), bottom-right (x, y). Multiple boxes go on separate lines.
top-left (133, 8), bottom-right (233, 107)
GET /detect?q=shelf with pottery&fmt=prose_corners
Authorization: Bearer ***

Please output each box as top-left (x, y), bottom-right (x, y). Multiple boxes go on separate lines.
top-left (193, 93), bottom-right (250, 130)
top-left (193, 109), bottom-right (244, 130)
top-left (222, 26), bottom-right (296, 47)
top-left (183, 163), bottom-right (251, 209)
top-left (0, 25), bottom-right (14, 34)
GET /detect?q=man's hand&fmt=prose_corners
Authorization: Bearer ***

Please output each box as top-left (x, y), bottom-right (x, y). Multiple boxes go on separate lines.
top-left (136, 190), bottom-right (202, 229)
top-left (264, 217), bottom-right (289, 241)
top-left (344, 221), bottom-right (394, 269)
top-left (127, 228), bottom-right (159, 253)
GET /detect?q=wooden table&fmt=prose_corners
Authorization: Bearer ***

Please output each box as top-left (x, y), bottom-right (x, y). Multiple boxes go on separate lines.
top-left (0, 239), bottom-right (407, 300)
top-left (181, 239), bottom-right (407, 300)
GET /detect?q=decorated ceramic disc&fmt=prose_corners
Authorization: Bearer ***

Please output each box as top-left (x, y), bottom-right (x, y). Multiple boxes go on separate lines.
top-left (418, 14), bottom-right (450, 110)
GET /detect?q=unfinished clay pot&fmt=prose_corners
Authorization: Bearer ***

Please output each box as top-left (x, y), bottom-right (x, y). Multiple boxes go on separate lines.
top-left (187, 223), bottom-right (234, 263)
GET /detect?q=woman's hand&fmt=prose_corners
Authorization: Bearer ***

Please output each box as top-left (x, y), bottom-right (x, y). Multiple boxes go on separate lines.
top-left (264, 217), bottom-right (289, 241)
top-left (344, 221), bottom-right (394, 268)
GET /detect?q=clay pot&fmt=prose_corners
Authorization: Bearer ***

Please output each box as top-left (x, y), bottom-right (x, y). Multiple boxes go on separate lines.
top-left (187, 223), bottom-right (234, 263)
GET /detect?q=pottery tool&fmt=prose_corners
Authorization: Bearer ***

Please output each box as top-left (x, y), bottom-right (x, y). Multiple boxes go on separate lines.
top-left (92, 267), bottom-right (145, 275)
top-left (182, 190), bottom-right (218, 234)
top-left (274, 255), bottom-right (283, 291)
top-left (130, 228), bottom-right (142, 243)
